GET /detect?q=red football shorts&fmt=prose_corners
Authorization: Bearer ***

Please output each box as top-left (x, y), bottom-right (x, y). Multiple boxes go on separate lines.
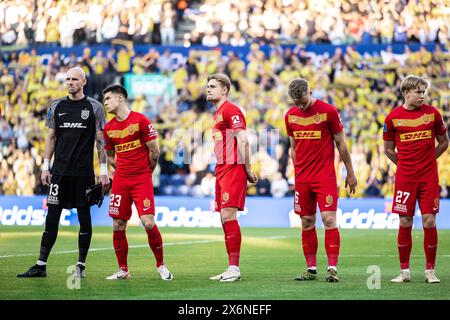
top-left (215, 165), bottom-right (247, 212)
top-left (392, 180), bottom-right (440, 216)
top-left (108, 172), bottom-right (155, 220)
top-left (294, 178), bottom-right (338, 216)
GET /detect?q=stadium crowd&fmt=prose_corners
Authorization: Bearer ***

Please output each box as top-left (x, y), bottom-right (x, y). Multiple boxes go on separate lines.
top-left (1, 0), bottom-right (449, 48)
top-left (1, 41), bottom-right (449, 199)
top-left (0, 0), bottom-right (186, 46)
top-left (186, 0), bottom-right (450, 47)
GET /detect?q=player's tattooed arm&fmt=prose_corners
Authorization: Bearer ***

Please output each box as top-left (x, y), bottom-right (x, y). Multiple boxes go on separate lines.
top-left (93, 99), bottom-right (108, 176)
top-left (384, 140), bottom-right (398, 165)
top-left (146, 139), bottom-right (160, 171)
top-left (96, 130), bottom-right (111, 191)
top-left (106, 149), bottom-right (116, 169)
top-left (96, 130), bottom-right (108, 166)
top-left (435, 134), bottom-right (449, 159)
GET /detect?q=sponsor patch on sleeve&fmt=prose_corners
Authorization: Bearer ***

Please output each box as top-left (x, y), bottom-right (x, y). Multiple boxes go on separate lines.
top-left (148, 124), bottom-right (157, 138)
top-left (231, 115), bottom-right (244, 129)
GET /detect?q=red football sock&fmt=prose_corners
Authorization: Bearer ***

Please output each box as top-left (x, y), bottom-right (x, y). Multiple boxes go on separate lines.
top-left (146, 225), bottom-right (164, 268)
top-left (398, 225), bottom-right (412, 270)
top-left (222, 223), bottom-right (230, 259)
top-left (423, 226), bottom-right (438, 270)
top-left (113, 230), bottom-right (128, 271)
top-left (302, 227), bottom-right (318, 269)
top-left (325, 228), bottom-right (340, 268)
top-left (223, 220), bottom-right (242, 267)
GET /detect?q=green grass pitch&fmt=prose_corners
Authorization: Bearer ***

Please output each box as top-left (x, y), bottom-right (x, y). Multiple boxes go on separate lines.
top-left (0, 226), bottom-right (448, 300)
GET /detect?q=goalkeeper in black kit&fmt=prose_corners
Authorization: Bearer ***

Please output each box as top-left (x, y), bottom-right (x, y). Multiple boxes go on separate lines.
top-left (17, 67), bottom-right (110, 278)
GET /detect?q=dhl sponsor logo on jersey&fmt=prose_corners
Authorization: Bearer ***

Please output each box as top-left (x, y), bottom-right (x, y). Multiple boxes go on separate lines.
top-left (399, 130), bottom-right (432, 142)
top-left (214, 114), bottom-right (223, 126)
top-left (293, 130), bottom-right (322, 139)
top-left (115, 139), bottom-right (142, 152)
top-left (393, 114), bottom-right (434, 128)
top-left (288, 113), bottom-right (327, 126)
top-left (107, 123), bottom-right (139, 139)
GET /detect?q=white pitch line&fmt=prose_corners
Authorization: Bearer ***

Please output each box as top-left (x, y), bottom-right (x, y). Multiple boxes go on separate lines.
top-left (0, 236), bottom-right (291, 259)
top-left (340, 255), bottom-right (450, 258)
top-left (0, 240), bottom-right (221, 259)
top-left (5, 235), bottom-right (446, 259)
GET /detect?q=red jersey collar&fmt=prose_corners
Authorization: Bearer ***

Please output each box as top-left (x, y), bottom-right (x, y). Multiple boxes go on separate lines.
top-left (401, 104), bottom-right (423, 111)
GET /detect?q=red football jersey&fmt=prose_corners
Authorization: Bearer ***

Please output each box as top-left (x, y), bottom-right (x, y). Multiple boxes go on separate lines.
top-left (213, 100), bottom-right (247, 176)
top-left (284, 99), bottom-right (344, 183)
top-left (383, 104), bottom-right (447, 182)
top-left (104, 111), bottom-right (158, 176)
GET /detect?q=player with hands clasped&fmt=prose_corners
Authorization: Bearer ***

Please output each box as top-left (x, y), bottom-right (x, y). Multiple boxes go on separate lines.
top-left (384, 75), bottom-right (448, 284)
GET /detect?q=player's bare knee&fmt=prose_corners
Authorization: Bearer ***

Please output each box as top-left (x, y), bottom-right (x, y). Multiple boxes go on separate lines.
top-left (323, 222), bottom-right (337, 229)
top-left (321, 214), bottom-right (337, 229)
top-left (322, 219), bottom-right (337, 229)
top-left (144, 221), bottom-right (156, 230)
top-left (399, 215), bottom-right (413, 228)
top-left (301, 216), bottom-right (316, 230)
top-left (140, 215), bottom-right (156, 230)
top-left (113, 219), bottom-right (127, 231)
top-left (221, 208), bottom-right (237, 222)
top-left (221, 215), bottom-right (236, 223)
top-left (422, 214), bottom-right (436, 228)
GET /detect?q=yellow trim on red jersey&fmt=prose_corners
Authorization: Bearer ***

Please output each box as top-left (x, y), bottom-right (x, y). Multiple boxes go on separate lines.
top-left (288, 113), bottom-right (327, 126)
top-left (115, 139), bottom-right (142, 153)
top-left (214, 114), bottom-right (223, 126)
top-left (293, 130), bottom-right (322, 139)
top-left (399, 130), bottom-right (432, 142)
top-left (213, 131), bottom-right (223, 141)
top-left (393, 113), bottom-right (434, 127)
top-left (107, 123), bottom-right (140, 139)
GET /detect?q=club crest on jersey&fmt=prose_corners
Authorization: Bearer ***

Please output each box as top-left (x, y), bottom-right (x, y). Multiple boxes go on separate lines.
top-left (422, 114), bottom-right (430, 124)
top-left (81, 109), bottom-right (89, 120)
top-left (223, 192), bottom-right (230, 202)
top-left (314, 113), bottom-right (321, 124)
top-left (326, 194), bottom-right (333, 206)
top-left (128, 124), bottom-right (135, 134)
top-left (143, 198), bottom-right (151, 208)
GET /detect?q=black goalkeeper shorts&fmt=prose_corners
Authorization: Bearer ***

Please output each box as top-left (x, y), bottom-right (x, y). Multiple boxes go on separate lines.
top-left (46, 175), bottom-right (95, 209)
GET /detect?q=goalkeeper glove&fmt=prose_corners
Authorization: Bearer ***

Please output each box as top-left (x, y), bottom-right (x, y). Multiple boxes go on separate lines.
top-left (86, 178), bottom-right (112, 208)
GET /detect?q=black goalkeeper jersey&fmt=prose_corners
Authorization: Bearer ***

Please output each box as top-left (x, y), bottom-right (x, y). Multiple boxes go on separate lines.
top-left (45, 96), bottom-right (105, 177)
